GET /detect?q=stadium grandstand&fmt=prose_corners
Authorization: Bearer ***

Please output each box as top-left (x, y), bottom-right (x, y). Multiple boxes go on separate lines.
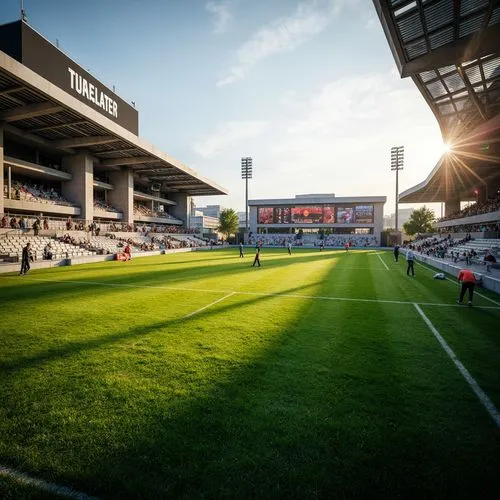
top-left (248, 193), bottom-right (386, 246)
top-left (374, 0), bottom-right (500, 235)
top-left (0, 19), bottom-right (226, 270)
top-left (374, 0), bottom-right (500, 290)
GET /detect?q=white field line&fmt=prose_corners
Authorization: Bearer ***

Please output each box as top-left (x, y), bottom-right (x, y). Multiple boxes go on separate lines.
top-left (415, 260), bottom-right (500, 306)
top-left (0, 464), bottom-right (98, 500)
top-left (414, 304), bottom-right (500, 428)
top-left (183, 292), bottom-right (235, 318)
top-left (5, 276), bottom-right (500, 310)
top-left (377, 254), bottom-right (390, 271)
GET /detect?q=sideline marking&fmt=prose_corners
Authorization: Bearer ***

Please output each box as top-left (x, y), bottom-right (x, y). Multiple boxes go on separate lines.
top-left (183, 292), bottom-right (235, 318)
top-left (414, 303), bottom-right (500, 428)
top-left (4, 276), bottom-right (500, 310)
top-left (377, 254), bottom-right (389, 271)
top-left (415, 260), bottom-right (500, 306)
top-left (0, 464), bottom-right (98, 500)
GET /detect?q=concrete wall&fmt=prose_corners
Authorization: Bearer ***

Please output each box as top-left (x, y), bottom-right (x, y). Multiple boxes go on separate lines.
top-left (415, 254), bottom-right (500, 295)
top-left (4, 199), bottom-right (81, 216)
top-left (62, 153), bottom-right (93, 219)
top-left (107, 168), bottom-right (134, 225)
top-left (168, 193), bottom-right (189, 225)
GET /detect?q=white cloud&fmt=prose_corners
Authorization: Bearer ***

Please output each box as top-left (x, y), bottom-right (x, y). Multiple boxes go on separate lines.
top-left (193, 120), bottom-right (268, 158)
top-left (206, 1), bottom-right (233, 34)
top-left (217, 0), bottom-right (347, 86)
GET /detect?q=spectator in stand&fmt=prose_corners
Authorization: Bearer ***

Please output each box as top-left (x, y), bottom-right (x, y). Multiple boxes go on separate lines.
top-left (43, 243), bottom-right (53, 260)
top-left (20, 242), bottom-right (34, 275)
top-left (66, 216), bottom-right (73, 231)
top-left (457, 268), bottom-right (476, 306)
top-left (124, 243), bottom-right (131, 261)
top-left (484, 251), bottom-right (497, 272)
top-left (43, 217), bottom-right (49, 230)
top-left (33, 218), bottom-right (41, 236)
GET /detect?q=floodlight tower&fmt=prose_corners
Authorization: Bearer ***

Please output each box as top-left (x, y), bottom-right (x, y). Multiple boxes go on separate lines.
top-left (241, 157), bottom-right (253, 232)
top-left (391, 146), bottom-right (404, 231)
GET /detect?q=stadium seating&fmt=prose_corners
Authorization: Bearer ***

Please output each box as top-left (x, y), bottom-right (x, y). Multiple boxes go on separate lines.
top-left (0, 234), bottom-right (96, 261)
top-left (6, 181), bottom-right (76, 207)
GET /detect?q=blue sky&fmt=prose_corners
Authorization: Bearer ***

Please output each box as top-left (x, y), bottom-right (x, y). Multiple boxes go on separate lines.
top-left (1, 0), bottom-right (445, 216)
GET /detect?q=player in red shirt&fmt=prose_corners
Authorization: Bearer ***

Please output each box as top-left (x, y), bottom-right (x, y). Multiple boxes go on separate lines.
top-left (457, 269), bottom-right (476, 306)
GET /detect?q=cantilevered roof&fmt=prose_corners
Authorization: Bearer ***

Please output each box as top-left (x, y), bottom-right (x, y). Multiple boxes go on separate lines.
top-left (374, 0), bottom-right (500, 141)
top-left (374, 0), bottom-right (500, 203)
top-left (0, 39), bottom-right (227, 197)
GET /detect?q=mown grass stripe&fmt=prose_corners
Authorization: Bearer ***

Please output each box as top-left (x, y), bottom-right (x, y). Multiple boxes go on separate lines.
top-left (5, 276), bottom-right (500, 309)
top-left (414, 303), bottom-right (500, 428)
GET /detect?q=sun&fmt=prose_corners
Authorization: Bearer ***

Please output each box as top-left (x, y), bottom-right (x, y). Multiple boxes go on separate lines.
top-left (442, 142), bottom-right (452, 154)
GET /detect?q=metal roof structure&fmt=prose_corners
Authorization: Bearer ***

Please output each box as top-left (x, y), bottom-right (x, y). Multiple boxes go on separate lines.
top-left (374, 0), bottom-right (500, 203)
top-left (374, 0), bottom-right (500, 141)
top-left (0, 37), bottom-right (227, 197)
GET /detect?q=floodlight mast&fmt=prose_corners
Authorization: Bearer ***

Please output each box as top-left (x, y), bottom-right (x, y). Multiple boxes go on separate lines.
top-left (241, 157), bottom-right (253, 232)
top-left (390, 146), bottom-right (404, 231)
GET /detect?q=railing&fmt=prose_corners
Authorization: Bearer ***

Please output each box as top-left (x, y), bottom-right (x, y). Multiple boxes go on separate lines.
top-left (0, 213), bottom-right (200, 234)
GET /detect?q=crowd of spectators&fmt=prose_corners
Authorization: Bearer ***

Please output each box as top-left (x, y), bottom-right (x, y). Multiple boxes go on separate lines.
top-left (440, 192), bottom-right (500, 222)
top-left (403, 234), bottom-right (472, 258)
top-left (438, 221), bottom-right (500, 235)
top-left (4, 181), bottom-right (76, 206)
top-left (1, 214), bottom-right (50, 231)
top-left (133, 204), bottom-right (178, 220)
top-left (248, 233), bottom-right (379, 247)
top-left (93, 200), bottom-right (121, 213)
top-left (317, 235), bottom-right (378, 247)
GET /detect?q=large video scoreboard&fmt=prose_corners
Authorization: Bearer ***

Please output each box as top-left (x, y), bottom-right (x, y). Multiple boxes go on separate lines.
top-left (257, 204), bottom-right (374, 225)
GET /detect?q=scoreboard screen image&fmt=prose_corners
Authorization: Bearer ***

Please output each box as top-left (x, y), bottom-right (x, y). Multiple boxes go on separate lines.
top-left (291, 206), bottom-right (323, 223)
top-left (354, 205), bottom-right (374, 223)
top-left (323, 205), bottom-right (335, 224)
top-left (336, 207), bottom-right (354, 224)
top-left (258, 207), bottom-right (274, 224)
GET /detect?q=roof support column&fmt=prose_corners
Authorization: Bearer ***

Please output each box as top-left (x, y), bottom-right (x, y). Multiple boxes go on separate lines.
top-left (107, 168), bottom-right (134, 225)
top-left (167, 193), bottom-right (190, 227)
top-left (0, 124), bottom-right (4, 216)
top-left (62, 153), bottom-right (94, 221)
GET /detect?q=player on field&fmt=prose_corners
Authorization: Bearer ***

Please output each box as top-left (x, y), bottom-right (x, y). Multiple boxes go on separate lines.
top-left (239, 242), bottom-right (244, 258)
top-left (20, 242), bottom-right (34, 275)
top-left (287, 242), bottom-right (292, 255)
top-left (406, 246), bottom-right (415, 277)
top-left (457, 268), bottom-right (476, 306)
top-left (393, 244), bottom-right (400, 262)
top-left (252, 245), bottom-right (261, 267)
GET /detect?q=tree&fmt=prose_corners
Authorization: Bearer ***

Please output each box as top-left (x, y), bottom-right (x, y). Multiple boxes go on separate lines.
top-left (218, 208), bottom-right (239, 241)
top-left (402, 207), bottom-right (435, 236)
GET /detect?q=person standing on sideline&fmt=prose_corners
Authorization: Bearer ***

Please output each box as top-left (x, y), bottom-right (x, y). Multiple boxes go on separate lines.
top-left (457, 268), bottom-right (476, 306)
top-left (20, 242), bottom-right (34, 275)
top-left (393, 244), bottom-right (400, 262)
top-left (252, 246), bottom-right (261, 267)
top-left (344, 242), bottom-right (349, 252)
top-left (239, 242), bottom-right (244, 258)
top-left (406, 246), bottom-right (415, 277)
top-left (287, 242), bottom-right (292, 255)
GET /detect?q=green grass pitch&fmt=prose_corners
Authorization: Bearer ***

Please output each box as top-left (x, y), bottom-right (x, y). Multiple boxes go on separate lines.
top-left (1, 248), bottom-right (499, 499)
